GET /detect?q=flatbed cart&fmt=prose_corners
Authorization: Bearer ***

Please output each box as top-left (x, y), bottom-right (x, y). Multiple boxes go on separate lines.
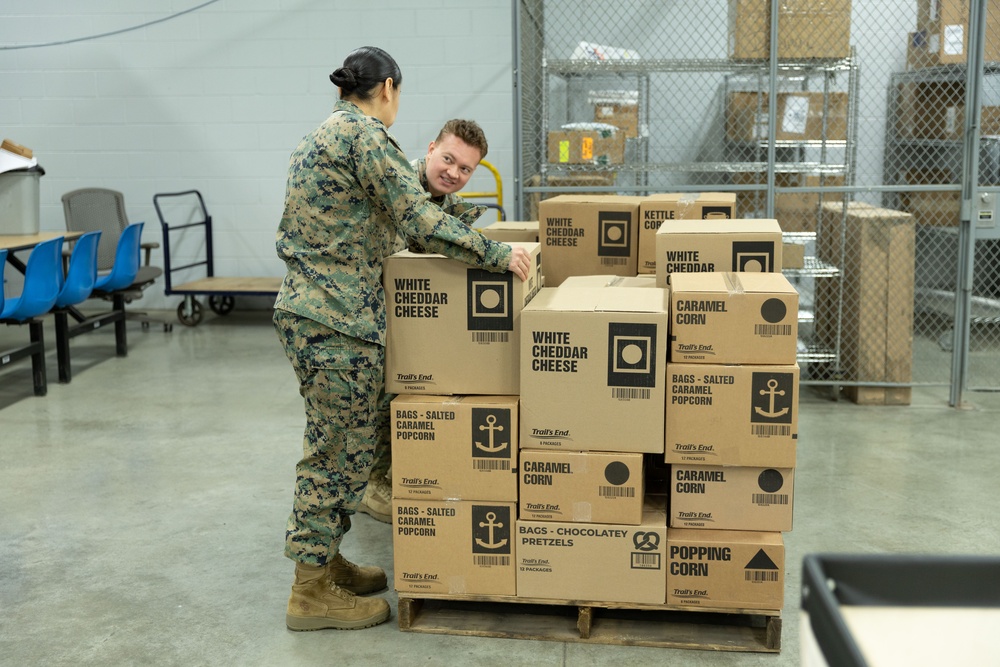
top-left (153, 190), bottom-right (282, 327)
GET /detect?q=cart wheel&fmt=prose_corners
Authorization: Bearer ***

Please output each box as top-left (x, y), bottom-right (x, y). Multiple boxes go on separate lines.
top-left (177, 299), bottom-right (204, 327)
top-left (209, 295), bottom-right (236, 316)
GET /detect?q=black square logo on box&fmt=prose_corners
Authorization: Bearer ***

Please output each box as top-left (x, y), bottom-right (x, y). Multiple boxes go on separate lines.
top-left (471, 407), bottom-right (512, 461)
top-left (732, 241), bottom-right (775, 272)
top-left (467, 268), bottom-right (513, 331)
top-left (607, 322), bottom-right (657, 388)
top-left (701, 205), bottom-right (733, 219)
top-left (750, 371), bottom-right (794, 424)
top-left (471, 505), bottom-right (511, 556)
top-left (597, 210), bottom-right (632, 257)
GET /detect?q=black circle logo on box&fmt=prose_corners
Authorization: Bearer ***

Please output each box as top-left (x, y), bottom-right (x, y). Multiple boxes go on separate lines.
top-left (604, 461), bottom-right (631, 485)
top-left (757, 469), bottom-right (784, 493)
top-left (760, 298), bottom-right (788, 323)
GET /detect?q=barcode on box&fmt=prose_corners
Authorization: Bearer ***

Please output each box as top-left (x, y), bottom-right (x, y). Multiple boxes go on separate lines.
top-left (611, 388), bottom-right (651, 400)
top-left (599, 486), bottom-right (635, 498)
top-left (600, 257), bottom-right (628, 266)
top-left (752, 493), bottom-right (789, 505)
top-left (630, 553), bottom-right (661, 570)
top-left (472, 332), bottom-right (509, 344)
top-left (751, 424), bottom-right (791, 437)
top-left (754, 324), bottom-right (792, 336)
top-left (473, 460), bottom-right (511, 471)
top-left (745, 570), bottom-right (779, 582)
top-left (474, 555), bottom-right (510, 567)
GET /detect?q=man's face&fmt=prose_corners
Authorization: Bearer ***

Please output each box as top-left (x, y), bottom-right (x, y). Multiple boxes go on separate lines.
top-left (423, 133), bottom-right (482, 198)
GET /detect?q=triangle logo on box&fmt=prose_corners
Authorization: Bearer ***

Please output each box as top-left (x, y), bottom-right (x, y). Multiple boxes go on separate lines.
top-left (744, 549), bottom-right (779, 571)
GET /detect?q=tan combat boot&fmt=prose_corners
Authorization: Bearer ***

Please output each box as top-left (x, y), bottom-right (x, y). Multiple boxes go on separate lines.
top-left (286, 563), bottom-right (390, 631)
top-left (357, 475), bottom-right (391, 524)
top-left (328, 552), bottom-right (387, 594)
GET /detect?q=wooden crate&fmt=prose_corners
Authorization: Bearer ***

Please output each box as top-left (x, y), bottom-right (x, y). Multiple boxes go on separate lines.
top-left (398, 593), bottom-right (781, 653)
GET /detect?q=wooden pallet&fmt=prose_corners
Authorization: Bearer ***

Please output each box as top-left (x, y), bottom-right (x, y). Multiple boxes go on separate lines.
top-left (398, 594), bottom-right (781, 652)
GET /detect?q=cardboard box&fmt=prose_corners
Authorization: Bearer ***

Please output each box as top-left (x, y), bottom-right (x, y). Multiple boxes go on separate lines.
top-left (726, 92), bottom-right (849, 143)
top-left (393, 499), bottom-right (517, 596)
top-left (547, 129), bottom-right (625, 165)
top-left (538, 195), bottom-right (644, 287)
top-left (654, 219), bottom-right (784, 287)
top-left (666, 363), bottom-right (799, 468)
top-left (670, 465), bottom-right (794, 532)
top-left (900, 171), bottom-right (960, 227)
top-left (667, 528), bottom-right (784, 611)
top-left (816, 202), bottom-right (915, 405)
top-left (670, 272), bottom-right (799, 365)
top-left (638, 193), bottom-right (737, 274)
top-left (895, 80), bottom-right (964, 140)
top-left (384, 243), bottom-right (541, 395)
top-left (734, 172), bottom-right (846, 233)
top-left (782, 242), bottom-right (805, 269)
top-left (729, 0), bottom-right (851, 60)
top-left (525, 173), bottom-right (617, 222)
top-left (520, 286), bottom-right (669, 453)
top-left (391, 395), bottom-right (519, 502)
top-left (516, 505), bottom-right (667, 604)
top-left (559, 274), bottom-right (661, 290)
top-left (519, 450), bottom-right (644, 524)
top-left (593, 101), bottom-right (639, 138)
top-left (912, 0), bottom-right (1000, 67)
top-left (479, 220), bottom-right (539, 243)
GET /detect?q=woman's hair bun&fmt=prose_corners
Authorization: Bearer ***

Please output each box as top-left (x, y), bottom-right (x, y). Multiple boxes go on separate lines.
top-left (330, 67), bottom-right (357, 89)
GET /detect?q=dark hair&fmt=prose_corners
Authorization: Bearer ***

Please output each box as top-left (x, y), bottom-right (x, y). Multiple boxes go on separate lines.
top-left (329, 46), bottom-right (402, 102)
top-left (436, 119), bottom-right (489, 160)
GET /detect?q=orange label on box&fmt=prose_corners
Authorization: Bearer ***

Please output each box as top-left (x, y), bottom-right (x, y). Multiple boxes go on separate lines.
top-left (582, 137), bottom-right (593, 160)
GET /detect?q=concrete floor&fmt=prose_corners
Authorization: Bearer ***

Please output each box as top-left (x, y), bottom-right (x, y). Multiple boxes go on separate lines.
top-left (2, 308), bottom-right (999, 666)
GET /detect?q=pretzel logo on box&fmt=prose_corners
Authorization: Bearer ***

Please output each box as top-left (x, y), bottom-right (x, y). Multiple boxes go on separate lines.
top-left (466, 268), bottom-right (513, 340)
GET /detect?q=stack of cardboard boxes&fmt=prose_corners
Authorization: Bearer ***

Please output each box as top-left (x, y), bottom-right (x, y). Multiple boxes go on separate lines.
top-left (387, 195), bottom-right (800, 612)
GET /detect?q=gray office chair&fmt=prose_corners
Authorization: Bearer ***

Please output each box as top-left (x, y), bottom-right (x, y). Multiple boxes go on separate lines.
top-left (61, 187), bottom-right (171, 331)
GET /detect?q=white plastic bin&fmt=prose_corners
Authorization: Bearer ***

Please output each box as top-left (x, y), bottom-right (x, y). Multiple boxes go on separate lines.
top-left (0, 166), bottom-right (44, 235)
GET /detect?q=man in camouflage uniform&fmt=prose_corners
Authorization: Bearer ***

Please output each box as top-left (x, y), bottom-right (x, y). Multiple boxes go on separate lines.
top-left (360, 119), bottom-right (491, 523)
top-left (274, 61), bottom-right (531, 631)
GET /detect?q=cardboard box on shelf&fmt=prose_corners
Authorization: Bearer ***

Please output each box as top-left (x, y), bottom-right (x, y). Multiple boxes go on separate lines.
top-left (782, 242), bottom-right (806, 269)
top-left (729, 0), bottom-right (851, 60)
top-left (393, 499), bottom-right (517, 596)
top-left (593, 99), bottom-right (640, 138)
top-left (547, 128), bottom-right (625, 165)
top-left (384, 243), bottom-right (542, 396)
top-left (665, 363), bottom-right (799, 468)
top-left (670, 465), bottom-right (795, 532)
top-left (391, 395), bottom-right (519, 502)
top-left (638, 193), bottom-right (736, 274)
top-left (726, 92), bottom-right (849, 143)
top-left (670, 272), bottom-right (799, 365)
top-left (816, 202), bottom-right (915, 405)
top-left (655, 218), bottom-right (784, 287)
top-left (667, 528), bottom-right (784, 611)
top-left (478, 220), bottom-right (540, 243)
top-left (733, 172), bottom-right (847, 234)
top-left (912, 0), bottom-right (1000, 67)
top-left (894, 80), bottom-right (965, 140)
top-left (519, 450), bottom-right (644, 525)
top-left (516, 503), bottom-right (668, 604)
top-left (538, 195), bottom-right (644, 287)
top-left (520, 285), bottom-right (669, 453)
top-left (524, 173), bottom-right (617, 222)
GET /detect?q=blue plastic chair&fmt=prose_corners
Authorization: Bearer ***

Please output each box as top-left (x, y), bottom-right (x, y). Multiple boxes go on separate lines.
top-left (0, 236), bottom-right (64, 396)
top-left (54, 227), bottom-right (141, 383)
top-left (93, 222), bottom-right (144, 293)
top-left (54, 230), bottom-right (101, 309)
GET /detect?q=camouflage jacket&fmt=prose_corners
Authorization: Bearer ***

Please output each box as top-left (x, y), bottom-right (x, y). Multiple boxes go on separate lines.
top-left (275, 99), bottom-right (510, 345)
top-left (392, 157), bottom-right (486, 253)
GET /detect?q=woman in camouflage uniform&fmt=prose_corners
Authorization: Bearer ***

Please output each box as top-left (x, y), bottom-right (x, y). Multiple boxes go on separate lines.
top-left (274, 46), bottom-right (530, 631)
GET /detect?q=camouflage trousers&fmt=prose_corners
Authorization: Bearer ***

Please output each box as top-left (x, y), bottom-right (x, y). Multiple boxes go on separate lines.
top-left (273, 309), bottom-right (393, 566)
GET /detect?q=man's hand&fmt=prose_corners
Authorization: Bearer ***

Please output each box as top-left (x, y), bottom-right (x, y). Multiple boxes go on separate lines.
top-left (507, 245), bottom-right (531, 281)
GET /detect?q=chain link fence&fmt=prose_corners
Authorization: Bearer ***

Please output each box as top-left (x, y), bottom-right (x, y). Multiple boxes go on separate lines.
top-left (514, 0), bottom-right (1000, 400)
